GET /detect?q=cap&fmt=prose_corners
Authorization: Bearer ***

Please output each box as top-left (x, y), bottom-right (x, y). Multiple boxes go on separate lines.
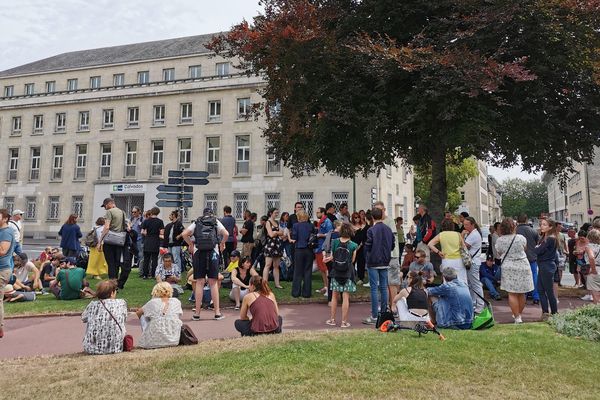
top-left (100, 197), bottom-right (114, 208)
top-left (230, 250), bottom-right (241, 258)
top-left (12, 209), bottom-right (24, 216)
top-left (3, 284), bottom-right (15, 295)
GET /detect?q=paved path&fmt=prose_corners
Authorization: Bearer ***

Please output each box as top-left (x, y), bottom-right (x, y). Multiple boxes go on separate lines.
top-left (0, 298), bottom-right (587, 359)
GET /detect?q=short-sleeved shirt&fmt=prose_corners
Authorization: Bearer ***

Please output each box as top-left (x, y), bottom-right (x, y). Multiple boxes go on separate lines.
top-left (185, 219), bottom-right (226, 255)
top-left (14, 261), bottom-right (37, 282)
top-left (141, 217), bottom-right (165, 251)
top-left (241, 220), bottom-right (255, 243)
top-left (465, 229), bottom-right (483, 263)
top-left (56, 267), bottom-right (86, 300)
top-left (155, 263), bottom-right (181, 281)
top-left (105, 208), bottom-right (125, 233)
top-left (0, 226), bottom-right (16, 271)
top-left (331, 239), bottom-right (358, 259)
top-left (220, 215), bottom-right (236, 243)
top-left (408, 261), bottom-right (436, 281)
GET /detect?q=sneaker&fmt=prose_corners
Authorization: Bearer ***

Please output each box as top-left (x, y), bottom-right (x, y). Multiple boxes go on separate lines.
top-left (362, 282), bottom-right (370, 287)
top-left (362, 316), bottom-right (377, 325)
top-left (581, 294), bottom-right (593, 301)
top-left (234, 306), bottom-right (240, 311)
top-left (514, 315), bottom-right (523, 324)
top-left (214, 314), bottom-right (225, 320)
top-left (493, 295), bottom-right (502, 301)
top-left (192, 314), bottom-right (200, 321)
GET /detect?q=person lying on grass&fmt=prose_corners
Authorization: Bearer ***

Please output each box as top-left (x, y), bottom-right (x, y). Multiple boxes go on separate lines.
top-left (2, 284), bottom-right (36, 302)
top-left (234, 275), bottom-right (282, 336)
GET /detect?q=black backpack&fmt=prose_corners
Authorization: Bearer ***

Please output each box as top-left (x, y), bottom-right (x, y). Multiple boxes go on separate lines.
top-left (333, 241), bottom-right (352, 278)
top-left (194, 216), bottom-right (218, 251)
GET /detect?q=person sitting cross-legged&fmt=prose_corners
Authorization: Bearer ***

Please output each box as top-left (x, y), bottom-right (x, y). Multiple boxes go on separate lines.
top-left (50, 257), bottom-right (94, 300)
top-left (234, 275), bottom-right (282, 337)
top-left (155, 253), bottom-right (183, 298)
top-left (427, 267), bottom-right (474, 330)
top-left (480, 254), bottom-right (502, 301)
top-left (136, 282), bottom-right (183, 349)
top-left (229, 256), bottom-right (259, 310)
top-left (393, 271), bottom-right (430, 325)
top-left (12, 253), bottom-right (42, 292)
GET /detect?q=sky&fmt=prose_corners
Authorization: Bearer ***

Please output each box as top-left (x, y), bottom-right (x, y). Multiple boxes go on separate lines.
top-left (0, 0), bottom-right (541, 183)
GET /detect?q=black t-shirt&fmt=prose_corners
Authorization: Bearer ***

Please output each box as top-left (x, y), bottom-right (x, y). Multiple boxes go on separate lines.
top-left (41, 262), bottom-right (54, 287)
top-left (141, 217), bottom-right (165, 251)
top-left (241, 220), bottom-right (255, 243)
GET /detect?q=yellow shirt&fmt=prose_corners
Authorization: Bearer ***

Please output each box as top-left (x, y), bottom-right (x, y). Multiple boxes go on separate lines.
top-left (439, 231), bottom-right (461, 259)
top-left (225, 260), bottom-right (239, 273)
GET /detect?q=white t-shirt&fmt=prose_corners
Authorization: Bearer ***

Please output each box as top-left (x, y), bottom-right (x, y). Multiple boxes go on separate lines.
top-left (9, 220), bottom-right (22, 243)
top-left (185, 219), bottom-right (226, 254)
top-left (465, 229), bottom-right (483, 263)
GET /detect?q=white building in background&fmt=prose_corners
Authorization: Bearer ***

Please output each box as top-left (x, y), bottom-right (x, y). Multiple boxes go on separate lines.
top-left (0, 34), bottom-right (414, 238)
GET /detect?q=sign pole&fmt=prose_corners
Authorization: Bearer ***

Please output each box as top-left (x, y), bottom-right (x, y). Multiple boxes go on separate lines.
top-left (180, 168), bottom-right (185, 221)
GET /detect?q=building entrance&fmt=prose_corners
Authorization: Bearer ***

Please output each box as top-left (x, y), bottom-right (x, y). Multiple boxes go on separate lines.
top-left (112, 194), bottom-right (145, 216)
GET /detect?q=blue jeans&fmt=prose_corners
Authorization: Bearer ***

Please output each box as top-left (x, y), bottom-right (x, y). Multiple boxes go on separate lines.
top-left (368, 267), bottom-right (389, 318)
top-left (528, 261), bottom-right (540, 301)
top-left (481, 277), bottom-right (500, 298)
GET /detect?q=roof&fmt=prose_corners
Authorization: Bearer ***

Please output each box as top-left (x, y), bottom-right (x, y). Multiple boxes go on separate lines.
top-left (0, 33), bottom-right (219, 78)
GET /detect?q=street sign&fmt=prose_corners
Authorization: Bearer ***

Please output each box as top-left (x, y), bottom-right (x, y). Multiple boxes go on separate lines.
top-left (156, 193), bottom-right (193, 200)
top-left (156, 185), bottom-right (193, 193)
top-left (156, 200), bottom-right (193, 208)
top-left (167, 178), bottom-right (209, 186)
top-left (168, 170), bottom-right (209, 178)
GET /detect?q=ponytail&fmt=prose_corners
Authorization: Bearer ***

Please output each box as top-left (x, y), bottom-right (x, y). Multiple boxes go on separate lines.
top-left (250, 275), bottom-right (271, 296)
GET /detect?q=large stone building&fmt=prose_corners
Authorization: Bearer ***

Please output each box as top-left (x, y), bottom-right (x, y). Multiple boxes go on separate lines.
top-left (0, 34), bottom-right (414, 238)
top-left (458, 160), bottom-right (492, 226)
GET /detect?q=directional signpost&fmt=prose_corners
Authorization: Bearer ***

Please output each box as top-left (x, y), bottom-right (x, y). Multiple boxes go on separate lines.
top-left (156, 170), bottom-right (210, 216)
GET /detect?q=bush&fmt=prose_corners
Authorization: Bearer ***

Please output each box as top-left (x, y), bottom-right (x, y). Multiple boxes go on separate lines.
top-left (549, 304), bottom-right (600, 342)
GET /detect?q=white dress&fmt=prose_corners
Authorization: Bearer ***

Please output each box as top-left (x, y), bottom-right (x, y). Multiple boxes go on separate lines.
top-left (138, 297), bottom-right (183, 349)
top-left (496, 234), bottom-right (534, 293)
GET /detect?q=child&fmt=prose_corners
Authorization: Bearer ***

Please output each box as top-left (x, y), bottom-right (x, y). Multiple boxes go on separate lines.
top-left (324, 222), bottom-right (357, 328)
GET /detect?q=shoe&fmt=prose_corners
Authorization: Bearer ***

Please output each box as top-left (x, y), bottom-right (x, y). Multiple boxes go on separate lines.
top-left (362, 282), bottom-right (370, 287)
top-left (142, 276), bottom-right (148, 280)
top-left (340, 321), bottom-right (351, 328)
top-left (234, 306), bottom-right (240, 311)
top-left (514, 315), bottom-right (523, 324)
top-left (208, 302), bottom-right (215, 309)
top-left (493, 295), bottom-right (502, 301)
top-left (325, 319), bottom-right (336, 326)
top-left (214, 314), bottom-right (225, 320)
top-left (541, 312), bottom-right (551, 322)
top-left (362, 316), bottom-right (377, 325)
top-left (275, 285), bottom-right (284, 289)
top-left (393, 312), bottom-right (399, 319)
top-left (581, 294), bottom-right (593, 301)
top-left (192, 314), bottom-right (200, 321)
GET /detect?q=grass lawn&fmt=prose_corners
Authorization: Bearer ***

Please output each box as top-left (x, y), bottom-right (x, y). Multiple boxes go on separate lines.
top-left (1, 324), bottom-right (597, 399)
top-left (4, 270), bottom-right (371, 316)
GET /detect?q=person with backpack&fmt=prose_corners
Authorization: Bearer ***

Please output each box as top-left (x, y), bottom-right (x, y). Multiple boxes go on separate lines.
top-left (324, 222), bottom-right (357, 328)
top-left (86, 217), bottom-right (108, 279)
top-left (182, 208), bottom-right (229, 321)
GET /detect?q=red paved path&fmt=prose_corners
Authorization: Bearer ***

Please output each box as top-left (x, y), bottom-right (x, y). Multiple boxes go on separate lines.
top-left (0, 298), bottom-right (586, 359)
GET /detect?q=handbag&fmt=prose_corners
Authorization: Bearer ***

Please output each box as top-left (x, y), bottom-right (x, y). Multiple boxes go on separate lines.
top-left (179, 324), bottom-right (199, 345)
top-left (375, 306), bottom-right (395, 329)
top-left (100, 300), bottom-right (134, 351)
top-left (471, 291), bottom-right (495, 330)
top-left (460, 247), bottom-right (473, 270)
top-left (103, 210), bottom-right (127, 246)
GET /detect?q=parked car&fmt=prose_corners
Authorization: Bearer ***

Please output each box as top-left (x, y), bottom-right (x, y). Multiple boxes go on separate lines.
top-left (480, 225), bottom-right (490, 256)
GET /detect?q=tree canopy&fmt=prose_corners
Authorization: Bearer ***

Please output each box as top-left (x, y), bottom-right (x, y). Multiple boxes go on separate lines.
top-left (210, 0), bottom-right (600, 221)
top-left (501, 178), bottom-right (549, 219)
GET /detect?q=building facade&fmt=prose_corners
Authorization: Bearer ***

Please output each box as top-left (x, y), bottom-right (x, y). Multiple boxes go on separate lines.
top-left (0, 34), bottom-right (414, 238)
top-left (458, 159), bottom-right (492, 226)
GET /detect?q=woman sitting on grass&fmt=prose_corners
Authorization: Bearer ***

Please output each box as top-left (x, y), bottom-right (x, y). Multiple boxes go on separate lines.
top-left (136, 282), bottom-right (183, 349)
top-left (392, 271), bottom-right (430, 324)
top-left (229, 256), bottom-right (259, 310)
top-left (234, 275), bottom-right (282, 336)
top-left (81, 280), bottom-right (128, 355)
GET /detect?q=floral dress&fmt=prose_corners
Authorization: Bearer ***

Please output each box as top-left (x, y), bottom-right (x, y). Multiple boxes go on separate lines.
top-left (81, 299), bottom-right (128, 355)
top-left (263, 220), bottom-right (283, 258)
top-left (496, 234), bottom-right (534, 293)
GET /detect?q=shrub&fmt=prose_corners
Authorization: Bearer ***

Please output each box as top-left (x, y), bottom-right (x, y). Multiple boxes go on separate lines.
top-left (549, 305), bottom-right (600, 342)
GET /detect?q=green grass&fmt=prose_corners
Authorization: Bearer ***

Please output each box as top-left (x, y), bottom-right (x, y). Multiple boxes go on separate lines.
top-left (4, 270), bottom-right (371, 316)
top-left (1, 324), bottom-right (598, 399)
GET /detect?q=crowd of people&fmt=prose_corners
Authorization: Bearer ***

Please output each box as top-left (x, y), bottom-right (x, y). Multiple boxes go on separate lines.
top-left (1, 197), bottom-right (599, 349)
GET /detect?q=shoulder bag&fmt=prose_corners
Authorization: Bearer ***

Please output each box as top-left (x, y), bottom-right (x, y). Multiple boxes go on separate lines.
top-left (460, 232), bottom-right (478, 270)
top-left (103, 210), bottom-right (127, 247)
top-left (179, 324), bottom-right (199, 345)
top-left (100, 300), bottom-right (133, 351)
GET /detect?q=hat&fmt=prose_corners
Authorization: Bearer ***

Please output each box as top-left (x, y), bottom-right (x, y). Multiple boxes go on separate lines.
top-left (100, 197), bottom-right (114, 208)
top-left (203, 207), bottom-right (214, 216)
top-left (3, 284), bottom-right (15, 295)
top-left (12, 209), bottom-right (24, 216)
top-left (230, 250), bottom-right (241, 258)
top-left (441, 267), bottom-right (458, 280)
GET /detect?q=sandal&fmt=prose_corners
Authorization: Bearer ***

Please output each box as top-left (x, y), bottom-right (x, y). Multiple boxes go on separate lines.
top-left (340, 321), bottom-right (351, 328)
top-left (325, 319), bottom-right (336, 326)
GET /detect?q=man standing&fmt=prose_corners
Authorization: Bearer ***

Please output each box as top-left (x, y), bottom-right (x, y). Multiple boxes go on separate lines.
top-left (220, 206), bottom-right (237, 267)
top-left (98, 198), bottom-right (127, 287)
top-left (325, 203), bottom-right (337, 223)
top-left (335, 203), bottom-right (351, 223)
top-left (516, 214), bottom-right (540, 304)
top-left (315, 207), bottom-right (333, 295)
top-left (415, 204), bottom-right (436, 263)
top-left (130, 206), bottom-right (144, 272)
top-left (240, 210), bottom-right (255, 259)
top-left (183, 208), bottom-right (228, 321)
top-left (363, 207), bottom-right (395, 325)
top-left (8, 210), bottom-right (24, 255)
top-left (373, 201), bottom-right (401, 315)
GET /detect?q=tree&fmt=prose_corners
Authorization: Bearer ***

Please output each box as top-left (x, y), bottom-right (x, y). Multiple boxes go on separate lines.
top-left (209, 0), bottom-right (600, 222)
top-left (414, 158), bottom-right (478, 212)
top-left (501, 178), bottom-right (549, 219)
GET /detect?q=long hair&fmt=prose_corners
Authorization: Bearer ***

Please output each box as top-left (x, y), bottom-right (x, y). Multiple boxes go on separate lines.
top-left (407, 271), bottom-right (425, 290)
top-left (465, 217), bottom-right (482, 237)
top-left (66, 214), bottom-right (78, 225)
top-left (250, 275), bottom-right (271, 296)
top-left (541, 218), bottom-right (559, 240)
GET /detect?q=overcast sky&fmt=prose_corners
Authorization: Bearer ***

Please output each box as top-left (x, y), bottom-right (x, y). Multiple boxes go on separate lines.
top-left (0, 0), bottom-right (540, 183)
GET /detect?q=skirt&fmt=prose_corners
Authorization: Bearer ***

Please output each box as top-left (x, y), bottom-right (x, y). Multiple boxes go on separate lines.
top-left (87, 247), bottom-right (108, 276)
top-left (331, 278), bottom-right (357, 293)
top-left (500, 258), bottom-right (534, 293)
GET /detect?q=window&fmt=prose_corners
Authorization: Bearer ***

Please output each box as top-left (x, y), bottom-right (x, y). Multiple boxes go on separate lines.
top-left (387, 193), bottom-right (393, 218)
top-left (72, 196), bottom-right (83, 219)
top-left (237, 98), bottom-right (251, 119)
top-left (151, 140), bottom-right (164, 177)
top-left (396, 184), bottom-right (400, 196)
top-left (460, 191), bottom-right (466, 202)
top-left (33, 115), bottom-right (44, 134)
top-left (204, 193), bottom-right (218, 214)
top-left (4, 85), bottom-right (13, 97)
top-left (100, 143), bottom-right (111, 178)
top-left (385, 164), bottom-right (392, 178)
top-left (78, 111), bottom-right (90, 131)
top-left (216, 62), bottom-right (230, 76)
top-left (403, 196), bottom-right (408, 220)
top-left (3, 197), bottom-right (15, 215)
top-left (153, 105), bottom-right (165, 126)
top-left (55, 113), bottom-right (66, 133)
top-left (11, 116), bottom-right (21, 135)
top-left (75, 144), bottom-right (87, 180)
top-left (266, 152), bottom-right (281, 174)
top-left (189, 65), bottom-right (201, 79)
top-left (332, 192), bottom-right (349, 212)
top-left (113, 73), bottom-right (125, 86)
top-left (208, 100), bottom-right (221, 122)
top-left (403, 167), bottom-right (409, 183)
top-left (47, 196), bottom-right (60, 221)
top-left (235, 135), bottom-right (250, 175)
top-left (45, 81), bottom-right (55, 93)
top-left (90, 76), bottom-right (101, 89)
top-left (8, 148), bottom-right (18, 181)
top-left (207, 137), bottom-right (220, 175)
top-left (51, 146), bottom-right (63, 180)
top-left (102, 109), bottom-right (114, 129)
top-left (127, 107), bottom-right (139, 128)
top-left (178, 138), bottom-right (192, 169)
top-left (162, 68), bottom-right (175, 81)
top-left (24, 83), bottom-right (34, 95)
top-left (25, 197), bottom-right (37, 220)
top-left (180, 103), bottom-right (193, 123)
top-left (298, 192), bottom-right (314, 219)
top-left (30, 147), bottom-right (41, 181)
top-left (125, 141), bottom-right (137, 177)
top-left (234, 193), bottom-right (248, 219)
top-left (265, 193), bottom-right (280, 214)
top-left (67, 79), bottom-right (78, 91)
top-left (138, 71), bottom-right (149, 84)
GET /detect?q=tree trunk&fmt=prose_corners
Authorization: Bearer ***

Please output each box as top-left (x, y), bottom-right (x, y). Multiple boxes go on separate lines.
top-left (429, 144), bottom-right (447, 225)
